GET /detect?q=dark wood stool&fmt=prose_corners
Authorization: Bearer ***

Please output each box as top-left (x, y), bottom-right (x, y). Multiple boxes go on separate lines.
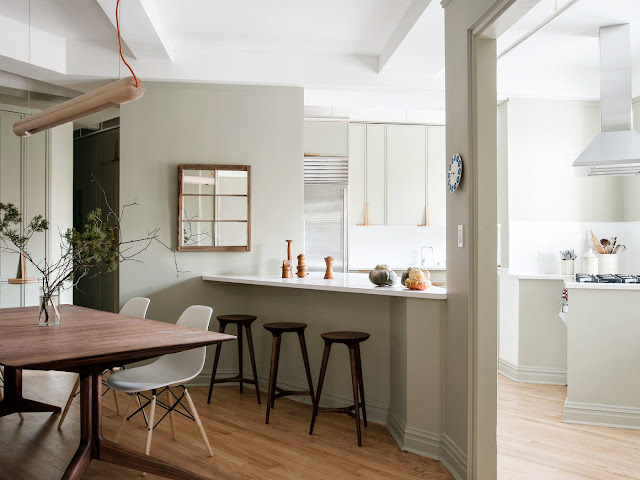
top-left (309, 331), bottom-right (370, 446)
top-left (263, 322), bottom-right (315, 424)
top-left (207, 315), bottom-right (261, 405)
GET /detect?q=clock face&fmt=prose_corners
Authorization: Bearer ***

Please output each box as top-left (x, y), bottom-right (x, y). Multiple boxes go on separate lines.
top-left (448, 154), bottom-right (462, 193)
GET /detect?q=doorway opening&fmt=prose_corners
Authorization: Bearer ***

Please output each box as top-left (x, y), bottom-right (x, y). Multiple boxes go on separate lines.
top-left (72, 117), bottom-right (120, 312)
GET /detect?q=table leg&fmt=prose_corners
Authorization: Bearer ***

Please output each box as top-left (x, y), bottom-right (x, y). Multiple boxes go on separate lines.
top-left (62, 368), bottom-right (212, 480)
top-left (0, 367), bottom-right (61, 417)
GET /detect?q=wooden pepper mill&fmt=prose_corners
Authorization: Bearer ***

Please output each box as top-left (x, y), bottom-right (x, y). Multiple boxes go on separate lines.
top-left (296, 254), bottom-right (308, 278)
top-left (324, 256), bottom-right (334, 280)
top-left (280, 240), bottom-right (293, 278)
top-left (282, 259), bottom-right (292, 278)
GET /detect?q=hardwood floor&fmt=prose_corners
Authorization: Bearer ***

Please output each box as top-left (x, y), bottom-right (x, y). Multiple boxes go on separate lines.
top-left (0, 370), bottom-right (453, 480)
top-left (498, 374), bottom-right (640, 480)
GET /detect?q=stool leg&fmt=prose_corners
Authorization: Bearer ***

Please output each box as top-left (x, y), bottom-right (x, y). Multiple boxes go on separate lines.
top-left (245, 324), bottom-right (261, 404)
top-left (237, 324), bottom-right (244, 394)
top-left (349, 347), bottom-right (362, 447)
top-left (207, 322), bottom-right (227, 404)
top-left (270, 333), bottom-right (281, 409)
top-left (298, 332), bottom-right (315, 404)
top-left (309, 342), bottom-right (331, 435)
top-left (265, 334), bottom-right (281, 424)
top-left (355, 344), bottom-right (367, 427)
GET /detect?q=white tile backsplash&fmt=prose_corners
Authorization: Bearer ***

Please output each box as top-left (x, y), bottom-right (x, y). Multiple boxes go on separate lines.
top-left (349, 225), bottom-right (446, 270)
top-left (509, 221), bottom-right (639, 275)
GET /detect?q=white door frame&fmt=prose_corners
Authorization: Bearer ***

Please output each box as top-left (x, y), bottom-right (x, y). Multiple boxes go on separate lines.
top-left (465, 1), bottom-right (540, 479)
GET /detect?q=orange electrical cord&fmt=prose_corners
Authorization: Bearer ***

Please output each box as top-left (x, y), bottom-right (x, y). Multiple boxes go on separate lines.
top-left (116, 0), bottom-right (139, 87)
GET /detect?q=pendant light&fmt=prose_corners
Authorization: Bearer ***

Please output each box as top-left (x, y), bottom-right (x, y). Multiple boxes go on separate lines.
top-left (13, 0), bottom-right (144, 137)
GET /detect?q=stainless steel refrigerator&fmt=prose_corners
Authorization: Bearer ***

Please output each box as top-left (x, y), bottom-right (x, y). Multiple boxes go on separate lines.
top-left (303, 155), bottom-right (348, 273)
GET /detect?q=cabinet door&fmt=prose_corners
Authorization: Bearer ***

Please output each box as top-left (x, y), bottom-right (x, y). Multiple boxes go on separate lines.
top-left (0, 112), bottom-right (23, 297)
top-left (365, 124), bottom-right (386, 225)
top-left (427, 126), bottom-right (446, 226)
top-left (348, 123), bottom-right (366, 225)
top-left (386, 125), bottom-right (426, 225)
top-left (304, 120), bottom-right (348, 156)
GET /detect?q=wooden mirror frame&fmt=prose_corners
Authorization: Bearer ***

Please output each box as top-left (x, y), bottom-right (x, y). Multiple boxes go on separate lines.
top-left (177, 164), bottom-right (251, 252)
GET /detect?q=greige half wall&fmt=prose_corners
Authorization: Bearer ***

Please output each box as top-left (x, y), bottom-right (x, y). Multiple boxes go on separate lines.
top-left (119, 82), bottom-right (304, 323)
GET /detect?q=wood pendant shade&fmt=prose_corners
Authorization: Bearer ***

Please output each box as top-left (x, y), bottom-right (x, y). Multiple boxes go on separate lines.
top-left (12, 77), bottom-right (144, 137)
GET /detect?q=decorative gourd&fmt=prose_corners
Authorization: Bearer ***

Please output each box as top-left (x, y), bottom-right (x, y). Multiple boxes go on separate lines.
top-left (402, 267), bottom-right (431, 291)
top-left (369, 264), bottom-right (398, 287)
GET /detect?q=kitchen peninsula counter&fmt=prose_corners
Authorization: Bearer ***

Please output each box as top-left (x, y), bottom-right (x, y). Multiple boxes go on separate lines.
top-left (202, 271), bottom-right (447, 462)
top-left (202, 272), bottom-right (447, 299)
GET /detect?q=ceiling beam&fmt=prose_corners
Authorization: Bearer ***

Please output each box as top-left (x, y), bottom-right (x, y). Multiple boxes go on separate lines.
top-left (95, 0), bottom-right (173, 62)
top-left (378, 0), bottom-right (432, 73)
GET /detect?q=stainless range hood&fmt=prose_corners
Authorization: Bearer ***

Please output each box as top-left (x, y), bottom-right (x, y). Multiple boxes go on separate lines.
top-left (573, 24), bottom-right (640, 176)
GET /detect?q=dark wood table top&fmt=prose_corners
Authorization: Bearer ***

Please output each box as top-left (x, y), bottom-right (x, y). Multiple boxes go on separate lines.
top-left (0, 305), bottom-right (235, 372)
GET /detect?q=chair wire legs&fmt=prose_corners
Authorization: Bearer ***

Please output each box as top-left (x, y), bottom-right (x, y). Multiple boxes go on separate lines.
top-left (113, 386), bottom-right (213, 457)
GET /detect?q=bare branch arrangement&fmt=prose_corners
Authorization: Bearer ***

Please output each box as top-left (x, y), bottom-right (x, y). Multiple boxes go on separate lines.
top-left (0, 181), bottom-right (183, 324)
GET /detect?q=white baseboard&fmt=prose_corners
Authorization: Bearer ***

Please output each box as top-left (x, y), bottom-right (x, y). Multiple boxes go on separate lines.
top-left (386, 409), bottom-right (441, 460)
top-left (498, 359), bottom-right (567, 385)
top-left (564, 400), bottom-right (640, 430)
top-left (440, 434), bottom-right (467, 480)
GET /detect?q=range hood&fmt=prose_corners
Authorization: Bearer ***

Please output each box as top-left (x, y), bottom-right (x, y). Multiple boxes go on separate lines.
top-left (573, 24), bottom-right (640, 176)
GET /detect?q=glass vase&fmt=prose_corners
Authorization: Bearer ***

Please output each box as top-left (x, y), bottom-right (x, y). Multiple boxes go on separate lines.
top-left (39, 286), bottom-right (61, 326)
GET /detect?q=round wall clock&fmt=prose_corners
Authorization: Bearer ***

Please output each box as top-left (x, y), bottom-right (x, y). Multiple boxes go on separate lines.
top-left (448, 154), bottom-right (462, 193)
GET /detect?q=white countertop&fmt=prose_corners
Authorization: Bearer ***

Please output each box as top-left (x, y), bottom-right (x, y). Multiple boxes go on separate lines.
top-left (565, 282), bottom-right (640, 291)
top-left (511, 273), bottom-right (574, 280)
top-left (202, 272), bottom-right (447, 300)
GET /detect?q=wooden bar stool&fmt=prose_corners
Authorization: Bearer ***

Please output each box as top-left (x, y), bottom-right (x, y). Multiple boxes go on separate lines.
top-left (207, 315), bottom-right (261, 404)
top-left (263, 322), bottom-right (315, 424)
top-left (309, 331), bottom-right (370, 446)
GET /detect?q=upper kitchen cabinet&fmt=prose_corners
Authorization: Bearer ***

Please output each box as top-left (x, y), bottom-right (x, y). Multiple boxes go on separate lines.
top-left (386, 125), bottom-right (426, 225)
top-left (304, 120), bottom-right (349, 156)
top-left (348, 122), bottom-right (446, 227)
top-left (427, 126), bottom-right (446, 226)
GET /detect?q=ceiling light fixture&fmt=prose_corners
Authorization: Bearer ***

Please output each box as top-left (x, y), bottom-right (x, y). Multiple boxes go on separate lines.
top-left (13, 0), bottom-right (144, 137)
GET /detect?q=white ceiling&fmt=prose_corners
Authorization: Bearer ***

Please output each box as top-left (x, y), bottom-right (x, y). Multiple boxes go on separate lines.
top-left (1, 0), bottom-right (640, 118)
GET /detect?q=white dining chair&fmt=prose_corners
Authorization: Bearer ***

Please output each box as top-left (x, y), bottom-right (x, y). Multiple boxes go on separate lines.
top-left (57, 297), bottom-right (150, 429)
top-left (107, 305), bottom-right (215, 459)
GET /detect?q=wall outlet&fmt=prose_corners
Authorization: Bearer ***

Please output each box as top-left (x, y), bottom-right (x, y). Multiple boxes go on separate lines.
top-left (458, 225), bottom-right (464, 248)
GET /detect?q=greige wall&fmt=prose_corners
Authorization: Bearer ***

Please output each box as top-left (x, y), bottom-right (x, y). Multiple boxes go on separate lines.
top-left (625, 100), bottom-right (640, 221)
top-left (119, 82), bottom-right (304, 373)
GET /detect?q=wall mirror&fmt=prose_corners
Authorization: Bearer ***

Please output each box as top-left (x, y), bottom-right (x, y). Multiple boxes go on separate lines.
top-left (177, 164), bottom-right (250, 251)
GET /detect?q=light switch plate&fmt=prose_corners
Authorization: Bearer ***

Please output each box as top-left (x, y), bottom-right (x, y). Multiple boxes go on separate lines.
top-left (458, 225), bottom-right (464, 248)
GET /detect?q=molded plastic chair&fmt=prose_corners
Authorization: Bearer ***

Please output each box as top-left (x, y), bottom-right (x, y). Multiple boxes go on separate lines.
top-left (107, 305), bottom-right (215, 459)
top-left (57, 297), bottom-right (151, 429)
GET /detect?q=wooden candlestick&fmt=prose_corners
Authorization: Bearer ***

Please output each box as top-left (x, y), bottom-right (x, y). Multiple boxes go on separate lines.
top-left (324, 256), bottom-right (334, 280)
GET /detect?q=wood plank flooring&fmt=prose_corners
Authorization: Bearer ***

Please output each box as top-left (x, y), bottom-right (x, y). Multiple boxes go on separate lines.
top-left (0, 370), bottom-right (453, 480)
top-left (498, 374), bottom-right (640, 480)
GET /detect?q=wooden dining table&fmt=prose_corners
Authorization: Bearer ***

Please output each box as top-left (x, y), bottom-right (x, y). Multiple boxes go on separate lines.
top-left (0, 305), bottom-right (235, 480)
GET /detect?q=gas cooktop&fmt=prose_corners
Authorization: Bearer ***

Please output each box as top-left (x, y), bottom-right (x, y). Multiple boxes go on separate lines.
top-left (574, 274), bottom-right (640, 283)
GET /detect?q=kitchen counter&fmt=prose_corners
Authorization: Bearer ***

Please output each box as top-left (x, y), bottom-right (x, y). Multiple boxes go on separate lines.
top-left (202, 271), bottom-right (447, 460)
top-left (509, 273), bottom-right (573, 281)
top-left (202, 272), bottom-right (447, 299)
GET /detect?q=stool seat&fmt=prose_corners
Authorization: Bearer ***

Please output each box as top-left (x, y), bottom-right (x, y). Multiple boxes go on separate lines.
top-left (263, 322), bottom-right (308, 333)
top-left (216, 314), bottom-right (257, 324)
top-left (321, 331), bottom-right (370, 344)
